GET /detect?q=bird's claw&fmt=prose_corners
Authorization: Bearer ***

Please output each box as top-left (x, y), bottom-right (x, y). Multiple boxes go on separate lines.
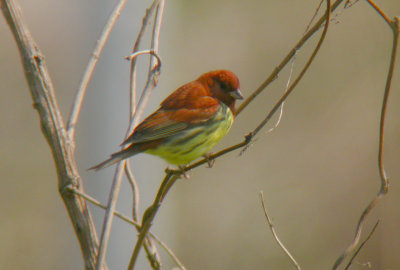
top-left (203, 153), bottom-right (215, 168)
top-left (178, 165), bottom-right (190, 179)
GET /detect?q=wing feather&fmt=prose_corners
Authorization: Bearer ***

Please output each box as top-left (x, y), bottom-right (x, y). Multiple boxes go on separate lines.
top-left (122, 93), bottom-right (220, 145)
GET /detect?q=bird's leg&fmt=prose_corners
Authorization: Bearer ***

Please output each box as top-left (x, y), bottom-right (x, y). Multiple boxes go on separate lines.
top-left (178, 165), bottom-right (190, 179)
top-left (203, 153), bottom-right (215, 168)
top-left (165, 166), bottom-right (175, 175)
top-left (165, 166), bottom-right (189, 179)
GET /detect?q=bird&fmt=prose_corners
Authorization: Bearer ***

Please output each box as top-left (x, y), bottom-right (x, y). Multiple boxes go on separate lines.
top-left (90, 70), bottom-right (243, 171)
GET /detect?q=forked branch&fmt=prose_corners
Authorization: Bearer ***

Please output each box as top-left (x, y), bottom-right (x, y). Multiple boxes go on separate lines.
top-left (332, 3), bottom-right (399, 269)
top-left (1, 0), bottom-right (101, 269)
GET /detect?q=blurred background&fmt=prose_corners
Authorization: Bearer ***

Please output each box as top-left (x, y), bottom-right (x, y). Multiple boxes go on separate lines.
top-left (1, 0), bottom-right (399, 269)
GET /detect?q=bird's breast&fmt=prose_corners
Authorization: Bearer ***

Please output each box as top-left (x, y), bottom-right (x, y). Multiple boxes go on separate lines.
top-left (145, 104), bottom-right (234, 165)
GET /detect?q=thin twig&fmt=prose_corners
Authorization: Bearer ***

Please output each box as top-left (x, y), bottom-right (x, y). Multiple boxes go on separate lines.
top-left (125, 162), bottom-right (140, 221)
top-left (304, 0), bottom-right (324, 34)
top-left (150, 233), bottom-right (187, 270)
top-left (69, 186), bottom-right (186, 270)
top-left (125, 2), bottom-right (165, 269)
top-left (133, 0), bottom-right (165, 128)
top-left (95, 2), bottom-right (164, 268)
top-left (344, 220), bottom-right (380, 270)
top-left (332, 7), bottom-right (399, 270)
top-left (67, 0), bottom-right (128, 140)
top-left (127, 173), bottom-right (180, 270)
top-left (259, 192), bottom-right (301, 270)
top-left (236, 0), bottom-right (343, 116)
top-left (344, 0), bottom-right (360, 9)
top-left (129, 0), bottom-right (160, 118)
top-left (1, 1), bottom-right (102, 269)
top-left (267, 52), bottom-right (296, 134)
top-left (126, 161), bottom-right (163, 270)
top-left (95, 58), bottom-right (161, 270)
top-left (365, 0), bottom-right (392, 27)
top-left (250, 0), bottom-right (331, 138)
top-left (69, 186), bottom-right (141, 229)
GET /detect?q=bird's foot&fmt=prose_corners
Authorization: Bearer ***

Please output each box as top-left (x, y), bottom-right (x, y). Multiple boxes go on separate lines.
top-left (178, 165), bottom-right (190, 179)
top-left (165, 165), bottom-right (190, 179)
top-left (203, 153), bottom-right (215, 168)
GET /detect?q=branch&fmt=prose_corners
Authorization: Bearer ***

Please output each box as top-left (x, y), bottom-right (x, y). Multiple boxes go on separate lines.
top-left (250, 0), bottom-right (331, 137)
top-left (95, 55), bottom-right (161, 269)
top-left (168, 0), bottom-right (332, 174)
top-left (260, 192), bottom-right (301, 270)
top-left (128, 173), bottom-right (180, 270)
top-left (69, 186), bottom-right (186, 270)
top-left (162, 0), bottom-right (343, 173)
top-left (129, 0), bottom-right (161, 118)
top-left (1, 1), bottom-right (102, 269)
top-left (344, 220), bottom-right (380, 270)
top-left (236, 0), bottom-right (343, 115)
top-left (95, 1), bottom-right (164, 268)
top-left (67, 0), bottom-right (128, 140)
top-left (332, 4), bottom-right (399, 269)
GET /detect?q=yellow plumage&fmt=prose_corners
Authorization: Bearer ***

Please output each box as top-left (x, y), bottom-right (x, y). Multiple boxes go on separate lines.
top-left (145, 104), bottom-right (234, 164)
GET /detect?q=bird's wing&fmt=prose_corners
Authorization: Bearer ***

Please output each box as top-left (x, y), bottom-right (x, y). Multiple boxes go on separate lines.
top-left (122, 88), bottom-right (220, 145)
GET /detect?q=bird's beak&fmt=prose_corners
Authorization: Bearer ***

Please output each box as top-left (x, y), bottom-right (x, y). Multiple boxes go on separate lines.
top-left (230, 88), bottom-right (243, 100)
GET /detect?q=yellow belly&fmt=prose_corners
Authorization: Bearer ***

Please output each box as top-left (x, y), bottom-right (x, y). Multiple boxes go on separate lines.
top-left (145, 104), bottom-right (234, 165)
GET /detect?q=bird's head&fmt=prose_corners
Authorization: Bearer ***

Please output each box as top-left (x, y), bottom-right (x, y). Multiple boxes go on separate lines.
top-left (198, 70), bottom-right (243, 113)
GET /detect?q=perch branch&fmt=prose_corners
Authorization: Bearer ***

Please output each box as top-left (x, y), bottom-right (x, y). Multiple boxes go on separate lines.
top-left (236, 0), bottom-right (343, 115)
top-left (128, 173), bottom-right (180, 270)
top-left (127, 1), bottom-right (332, 268)
top-left (250, 0), bottom-right (331, 137)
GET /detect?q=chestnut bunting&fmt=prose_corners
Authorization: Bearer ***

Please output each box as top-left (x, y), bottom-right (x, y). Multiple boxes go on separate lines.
top-left (90, 70), bottom-right (243, 171)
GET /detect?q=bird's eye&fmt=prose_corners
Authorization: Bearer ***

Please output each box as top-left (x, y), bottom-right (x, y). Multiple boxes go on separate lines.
top-left (220, 82), bottom-right (227, 90)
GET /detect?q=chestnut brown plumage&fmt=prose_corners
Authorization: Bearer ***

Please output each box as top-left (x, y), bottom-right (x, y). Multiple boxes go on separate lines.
top-left (90, 70), bottom-right (243, 170)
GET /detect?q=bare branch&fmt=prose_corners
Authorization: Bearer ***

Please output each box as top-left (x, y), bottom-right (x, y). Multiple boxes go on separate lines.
top-left (126, 159), bottom-right (162, 270)
top-left (95, 61), bottom-right (161, 269)
top-left (251, 0), bottom-right (331, 137)
top-left (67, 0), bottom-right (128, 140)
top-left (304, 0), bottom-right (324, 34)
top-left (150, 234), bottom-right (187, 270)
top-left (236, 0), bottom-right (343, 116)
top-left (365, 0), bottom-right (393, 27)
top-left (95, 1), bottom-right (164, 268)
top-left (267, 52), bottom-right (296, 134)
top-left (127, 173), bottom-right (180, 270)
top-left (260, 192), bottom-right (301, 270)
top-left (133, 0), bottom-right (165, 128)
top-left (332, 6), bottom-right (399, 269)
top-left (344, 220), bottom-right (380, 270)
top-left (125, 162), bottom-right (140, 221)
top-left (69, 186), bottom-right (186, 270)
top-left (1, 1), bottom-right (102, 269)
top-left (129, 0), bottom-right (161, 118)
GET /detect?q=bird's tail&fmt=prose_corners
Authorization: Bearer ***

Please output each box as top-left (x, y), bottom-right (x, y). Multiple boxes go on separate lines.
top-left (89, 147), bottom-right (137, 171)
